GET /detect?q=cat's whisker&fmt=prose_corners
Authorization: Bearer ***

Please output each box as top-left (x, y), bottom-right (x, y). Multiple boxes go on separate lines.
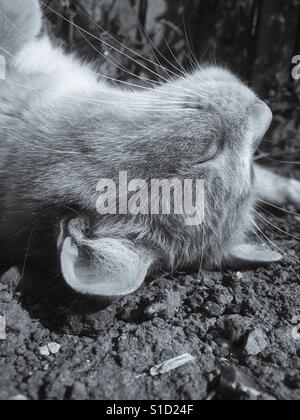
top-left (254, 209), bottom-right (300, 241)
top-left (0, 45), bottom-right (14, 58)
top-left (159, 37), bottom-right (209, 94)
top-left (5, 78), bottom-right (202, 110)
top-left (252, 220), bottom-right (298, 265)
top-left (76, 26), bottom-right (160, 89)
top-left (257, 150), bottom-right (300, 165)
top-left (251, 224), bottom-right (296, 274)
top-left (4, 61), bottom-right (190, 101)
top-left (162, 35), bottom-right (189, 76)
top-left (21, 226), bottom-right (34, 279)
top-left (1, 38), bottom-right (197, 102)
top-left (250, 220), bottom-right (284, 261)
top-left (91, 73), bottom-right (160, 92)
top-left (257, 199), bottom-right (300, 217)
top-left (136, 24), bottom-right (177, 80)
top-left (41, 2), bottom-right (173, 86)
top-left (133, 13), bottom-right (186, 79)
top-left (71, 0), bottom-right (181, 80)
top-left (1, 43), bottom-right (161, 93)
top-left (0, 41), bottom-right (186, 99)
top-left (2, 1), bottom-right (175, 94)
top-left (41, 2), bottom-right (204, 98)
top-left (91, 74), bottom-right (159, 92)
top-left (251, 225), bottom-right (270, 247)
top-left (1, 11), bottom-right (209, 102)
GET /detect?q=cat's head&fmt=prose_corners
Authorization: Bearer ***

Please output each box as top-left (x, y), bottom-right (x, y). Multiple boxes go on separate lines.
top-left (0, 1), bottom-right (281, 298)
top-left (59, 66), bottom-right (278, 298)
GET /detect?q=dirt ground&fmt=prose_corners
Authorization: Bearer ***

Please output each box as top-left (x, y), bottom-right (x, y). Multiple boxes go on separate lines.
top-left (1, 84), bottom-right (300, 401)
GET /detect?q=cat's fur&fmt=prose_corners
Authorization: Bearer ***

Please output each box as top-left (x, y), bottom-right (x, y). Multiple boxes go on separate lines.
top-left (0, 0), bottom-right (299, 297)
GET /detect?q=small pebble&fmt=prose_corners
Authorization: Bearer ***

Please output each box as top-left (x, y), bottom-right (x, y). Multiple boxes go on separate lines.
top-left (244, 329), bottom-right (268, 356)
top-left (204, 301), bottom-right (224, 317)
top-left (48, 342), bottom-right (61, 355)
top-left (39, 342), bottom-right (61, 356)
top-left (39, 346), bottom-right (50, 357)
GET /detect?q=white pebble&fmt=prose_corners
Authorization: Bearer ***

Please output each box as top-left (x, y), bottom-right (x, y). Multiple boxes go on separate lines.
top-left (47, 342), bottom-right (61, 355)
top-left (39, 345), bottom-right (50, 357)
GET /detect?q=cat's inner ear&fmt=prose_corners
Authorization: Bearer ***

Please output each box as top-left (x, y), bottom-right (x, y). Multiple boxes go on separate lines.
top-left (229, 243), bottom-right (282, 268)
top-left (58, 218), bottom-right (155, 297)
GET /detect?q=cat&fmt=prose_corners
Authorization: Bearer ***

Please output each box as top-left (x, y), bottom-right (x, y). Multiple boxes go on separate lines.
top-left (0, 0), bottom-right (299, 297)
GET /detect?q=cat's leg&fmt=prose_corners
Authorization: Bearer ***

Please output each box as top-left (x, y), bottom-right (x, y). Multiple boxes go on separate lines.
top-left (254, 164), bottom-right (300, 210)
top-left (0, 0), bottom-right (99, 92)
top-left (0, 0), bottom-right (41, 62)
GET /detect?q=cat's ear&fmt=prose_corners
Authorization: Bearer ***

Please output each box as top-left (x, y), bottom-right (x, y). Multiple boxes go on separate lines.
top-left (228, 243), bottom-right (282, 268)
top-left (248, 100), bottom-right (273, 149)
top-left (58, 218), bottom-right (155, 297)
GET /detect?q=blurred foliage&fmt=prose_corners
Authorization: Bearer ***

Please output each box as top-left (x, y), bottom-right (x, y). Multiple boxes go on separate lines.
top-left (41, 0), bottom-right (300, 165)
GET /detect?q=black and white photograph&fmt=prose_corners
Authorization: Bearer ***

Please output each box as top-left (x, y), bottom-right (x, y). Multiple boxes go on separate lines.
top-left (0, 0), bottom-right (300, 403)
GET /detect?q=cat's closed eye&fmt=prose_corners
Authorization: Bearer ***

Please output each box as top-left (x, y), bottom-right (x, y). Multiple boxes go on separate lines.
top-left (190, 142), bottom-right (219, 165)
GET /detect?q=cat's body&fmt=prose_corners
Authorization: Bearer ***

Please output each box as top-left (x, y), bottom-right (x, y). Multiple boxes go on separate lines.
top-left (0, 0), bottom-right (299, 297)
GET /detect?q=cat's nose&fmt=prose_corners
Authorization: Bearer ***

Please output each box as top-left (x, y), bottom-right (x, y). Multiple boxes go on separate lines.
top-left (250, 100), bottom-right (273, 150)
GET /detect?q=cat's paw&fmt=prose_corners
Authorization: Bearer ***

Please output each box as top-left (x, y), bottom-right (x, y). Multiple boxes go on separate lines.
top-left (288, 179), bottom-right (300, 211)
